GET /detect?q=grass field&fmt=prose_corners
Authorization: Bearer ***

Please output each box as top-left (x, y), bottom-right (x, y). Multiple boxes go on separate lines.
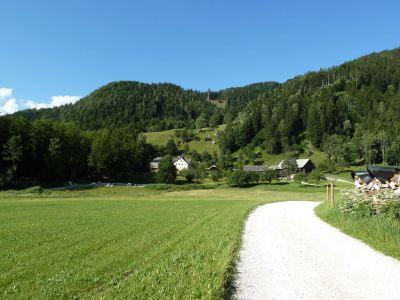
top-left (0, 184), bottom-right (324, 299)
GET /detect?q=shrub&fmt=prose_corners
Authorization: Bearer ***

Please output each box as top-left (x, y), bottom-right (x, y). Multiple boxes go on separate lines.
top-left (338, 189), bottom-right (400, 220)
top-left (260, 169), bottom-right (275, 184)
top-left (308, 171), bottom-right (325, 183)
top-left (295, 173), bottom-right (308, 186)
top-left (181, 170), bottom-right (195, 183)
top-left (318, 159), bottom-right (336, 172)
top-left (211, 172), bottom-right (221, 182)
top-left (155, 155), bottom-right (177, 184)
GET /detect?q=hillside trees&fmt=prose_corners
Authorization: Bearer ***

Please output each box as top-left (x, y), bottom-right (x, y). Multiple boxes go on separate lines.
top-left (166, 139), bottom-right (179, 156)
top-left (155, 155), bottom-right (177, 183)
top-left (0, 116), bottom-right (156, 187)
top-left (1, 135), bottom-right (23, 185)
top-left (16, 82), bottom-right (220, 132)
top-left (89, 129), bottom-right (152, 179)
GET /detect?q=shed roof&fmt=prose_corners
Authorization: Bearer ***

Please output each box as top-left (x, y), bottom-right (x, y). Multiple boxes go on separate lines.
top-left (277, 159), bottom-right (312, 169)
top-left (243, 165), bottom-right (267, 172)
top-left (152, 157), bottom-right (163, 162)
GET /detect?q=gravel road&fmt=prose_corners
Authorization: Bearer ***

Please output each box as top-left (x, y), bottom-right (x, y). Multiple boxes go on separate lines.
top-left (235, 201), bottom-right (400, 299)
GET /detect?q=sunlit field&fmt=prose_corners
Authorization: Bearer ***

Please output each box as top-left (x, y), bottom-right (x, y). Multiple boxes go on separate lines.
top-left (0, 185), bottom-right (323, 299)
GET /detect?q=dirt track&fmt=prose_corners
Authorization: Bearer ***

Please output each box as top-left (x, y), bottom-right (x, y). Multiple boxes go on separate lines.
top-left (235, 201), bottom-right (400, 299)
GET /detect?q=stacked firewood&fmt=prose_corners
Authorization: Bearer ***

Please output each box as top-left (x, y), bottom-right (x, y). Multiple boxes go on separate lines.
top-left (353, 168), bottom-right (400, 197)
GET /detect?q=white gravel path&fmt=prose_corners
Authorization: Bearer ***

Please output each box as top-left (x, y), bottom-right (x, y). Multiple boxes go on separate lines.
top-left (235, 201), bottom-right (400, 300)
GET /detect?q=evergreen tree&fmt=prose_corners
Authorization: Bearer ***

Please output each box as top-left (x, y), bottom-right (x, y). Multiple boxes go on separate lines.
top-left (307, 103), bottom-right (324, 148)
top-left (166, 139), bottom-right (179, 156)
top-left (155, 155), bottom-right (177, 183)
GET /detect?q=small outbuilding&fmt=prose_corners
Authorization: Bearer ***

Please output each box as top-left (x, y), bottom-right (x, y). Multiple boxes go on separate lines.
top-left (271, 159), bottom-right (315, 177)
top-left (150, 157), bottom-right (163, 172)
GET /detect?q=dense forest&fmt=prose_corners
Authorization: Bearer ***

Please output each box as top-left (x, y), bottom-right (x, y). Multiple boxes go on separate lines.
top-left (2, 47), bottom-right (400, 186)
top-left (221, 48), bottom-right (400, 168)
top-left (15, 81), bottom-right (275, 132)
top-left (0, 116), bottom-right (156, 187)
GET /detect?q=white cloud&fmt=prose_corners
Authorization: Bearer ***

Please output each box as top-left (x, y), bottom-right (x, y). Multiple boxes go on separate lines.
top-left (24, 100), bottom-right (48, 110)
top-left (1, 98), bottom-right (19, 114)
top-left (0, 88), bottom-right (13, 101)
top-left (50, 95), bottom-right (81, 107)
top-left (22, 95), bottom-right (81, 110)
top-left (0, 87), bottom-right (81, 114)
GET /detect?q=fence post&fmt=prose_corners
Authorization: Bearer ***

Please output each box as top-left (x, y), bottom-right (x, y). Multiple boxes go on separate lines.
top-left (330, 182), bottom-right (334, 206)
top-left (327, 185), bottom-right (330, 203)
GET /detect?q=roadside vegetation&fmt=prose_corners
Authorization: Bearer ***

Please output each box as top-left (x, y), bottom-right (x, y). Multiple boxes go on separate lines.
top-left (316, 188), bottom-right (400, 260)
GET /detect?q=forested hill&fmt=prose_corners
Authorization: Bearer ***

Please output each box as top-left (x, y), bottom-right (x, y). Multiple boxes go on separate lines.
top-left (10, 47), bottom-right (400, 167)
top-left (208, 82), bottom-right (279, 115)
top-left (221, 47), bottom-right (400, 167)
top-left (16, 82), bottom-right (215, 131)
top-left (15, 81), bottom-right (278, 132)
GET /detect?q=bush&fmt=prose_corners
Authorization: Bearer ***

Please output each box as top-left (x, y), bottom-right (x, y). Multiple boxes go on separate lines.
top-left (228, 170), bottom-right (260, 187)
top-left (20, 186), bottom-right (46, 194)
top-left (155, 155), bottom-right (177, 184)
top-left (181, 170), bottom-right (195, 183)
top-left (295, 173), bottom-right (308, 186)
top-left (318, 159), bottom-right (337, 172)
top-left (338, 189), bottom-right (400, 220)
top-left (308, 171), bottom-right (325, 183)
top-left (211, 172), bottom-right (221, 182)
top-left (260, 170), bottom-right (275, 184)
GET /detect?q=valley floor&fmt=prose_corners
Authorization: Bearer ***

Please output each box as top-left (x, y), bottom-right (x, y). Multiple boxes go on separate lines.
top-left (0, 184), bottom-right (323, 299)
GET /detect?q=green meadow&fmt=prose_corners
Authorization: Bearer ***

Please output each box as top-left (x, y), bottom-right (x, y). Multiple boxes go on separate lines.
top-left (144, 125), bottom-right (226, 154)
top-left (0, 184), bottom-right (324, 299)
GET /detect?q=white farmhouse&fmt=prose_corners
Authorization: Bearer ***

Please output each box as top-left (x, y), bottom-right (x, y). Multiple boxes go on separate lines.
top-left (150, 156), bottom-right (192, 172)
top-left (173, 156), bottom-right (192, 171)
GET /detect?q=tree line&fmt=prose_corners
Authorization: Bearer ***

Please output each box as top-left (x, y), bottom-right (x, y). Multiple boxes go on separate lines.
top-left (220, 48), bottom-right (400, 169)
top-left (0, 116), bottom-right (155, 187)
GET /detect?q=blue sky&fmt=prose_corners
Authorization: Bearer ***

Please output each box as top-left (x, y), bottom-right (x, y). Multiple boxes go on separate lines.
top-left (1, 0), bottom-right (399, 114)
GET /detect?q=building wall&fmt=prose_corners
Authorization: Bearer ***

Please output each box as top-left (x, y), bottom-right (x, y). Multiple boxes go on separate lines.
top-left (302, 161), bottom-right (315, 174)
top-left (174, 159), bottom-right (189, 171)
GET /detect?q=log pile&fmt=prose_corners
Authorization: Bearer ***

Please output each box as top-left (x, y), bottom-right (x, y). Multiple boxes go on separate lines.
top-left (352, 166), bottom-right (400, 196)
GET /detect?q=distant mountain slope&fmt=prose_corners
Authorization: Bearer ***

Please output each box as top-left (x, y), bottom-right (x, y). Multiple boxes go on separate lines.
top-left (12, 47), bottom-right (400, 159)
top-left (15, 81), bottom-right (278, 131)
top-left (214, 82), bottom-right (280, 115)
top-left (220, 47), bottom-right (400, 167)
top-left (17, 82), bottom-right (215, 131)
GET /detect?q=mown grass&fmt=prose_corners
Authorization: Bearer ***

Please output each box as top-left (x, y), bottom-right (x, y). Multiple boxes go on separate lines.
top-left (315, 202), bottom-right (400, 260)
top-left (0, 185), bottom-right (323, 299)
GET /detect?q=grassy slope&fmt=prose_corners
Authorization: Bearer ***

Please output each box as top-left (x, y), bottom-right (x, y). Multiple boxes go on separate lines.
top-left (145, 125), bottom-right (328, 166)
top-left (144, 125), bottom-right (226, 154)
top-left (0, 185), bottom-right (323, 299)
top-left (251, 143), bottom-right (328, 167)
top-left (315, 203), bottom-right (400, 261)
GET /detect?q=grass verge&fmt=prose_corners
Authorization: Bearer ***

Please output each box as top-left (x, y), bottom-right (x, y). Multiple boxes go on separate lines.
top-left (315, 202), bottom-right (400, 260)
